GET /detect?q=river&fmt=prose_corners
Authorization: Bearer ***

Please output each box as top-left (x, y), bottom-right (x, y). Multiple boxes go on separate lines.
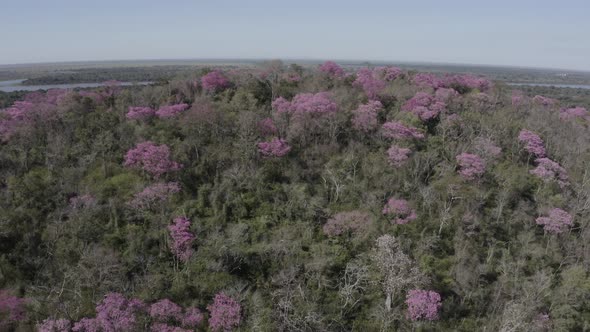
top-left (507, 82), bottom-right (590, 89)
top-left (0, 79), bottom-right (153, 92)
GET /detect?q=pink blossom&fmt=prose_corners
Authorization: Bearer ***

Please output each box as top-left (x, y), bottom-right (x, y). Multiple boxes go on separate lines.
top-left (271, 97), bottom-right (292, 114)
top-left (207, 293), bottom-right (241, 331)
top-left (435, 88), bottom-right (459, 102)
top-left (405, 289), bottom-right (442, 321)
top-left (73, 293), bottom-right (145, 332)
top-left (535, 208), bottom-right (573, 234)
top-left (456, 153), bottom-right (486, 180)
top-left (401, 92), bottom-right (445, 121)
top-left (530, 158), bottom-right (569, 188)
top-left (518, 129), bottom-right (546, 157)
top-left (387, 145), bottom-right (412, 167)
top-left (559, 106), bottom-right (589, 121)
top-left (150, 323), bottom-right (191, 332)
top-left (381, 121), bottom-right (425, 140)
top-left (353, 67), bottom-right (387, 99)
top-left (257, 138), bottom-right (291, 157)
top-left (322, 210), bottom-right (373, 237)
top-left (412, 73), bottom-right (443, 89)
top-left (72, 318), bottom-right (101, 332)
top-left (128, 182), bottom-right (181, 210)
top-left (124, 142), bottom-right (182, 178)
top-left (351, 100), bottom-right (382, 132)
top-left (318, 61), bottom-right (345, 78)
top-left (375, 66), bottom-right (403, 81)
top-left (155, 103), bottom-right (190, 119)
top-left (290, 92), bottom-right (338, 115)
top-left (127, 106), bottom-right (156, 120)
top-left (401, 92), bottom-right (433, 112)
top-left (182, 307), bottom-right (204, 328)
top-left (258, 117), bottom-right (278, 136)
top-left (38, 318), bottom-right (72, 332)
top-left (201, 70), bottom-right (231, 93)
top-left (382, 198), bottom-right (417, 224)
top-left (150, 298), bottom-right (183, 322)
top-left (168, 217), bottom-right (195, 262)
top-left (444, 74), bottom-right (492, 91)
top-left (0, 290), bottom-right (27, 329)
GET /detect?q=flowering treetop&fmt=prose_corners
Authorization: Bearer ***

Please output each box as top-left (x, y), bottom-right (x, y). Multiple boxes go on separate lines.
top-left (536, 208), bottom-right (573, 234)
top-left (124, 141), bottom-right (182, 178)
top-left (319, 61), bottom-right (345, 78)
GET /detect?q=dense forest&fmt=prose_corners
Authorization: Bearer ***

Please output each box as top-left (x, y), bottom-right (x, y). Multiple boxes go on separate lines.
top-left (0, 61), bottom-right (589, 331)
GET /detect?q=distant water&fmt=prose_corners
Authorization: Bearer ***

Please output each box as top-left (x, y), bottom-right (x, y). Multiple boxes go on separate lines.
top-left (507, 82), bottom-right (590, 89)
top-left (0, 79), bottom-right (152, 92)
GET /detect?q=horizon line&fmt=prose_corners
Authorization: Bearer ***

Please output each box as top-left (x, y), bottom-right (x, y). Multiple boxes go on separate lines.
top-left (1, 57), bottom-right (589, 74)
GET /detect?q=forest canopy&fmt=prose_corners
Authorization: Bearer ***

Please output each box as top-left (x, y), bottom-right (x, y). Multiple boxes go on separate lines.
top-left (1, 61), bottom-right (589, 331)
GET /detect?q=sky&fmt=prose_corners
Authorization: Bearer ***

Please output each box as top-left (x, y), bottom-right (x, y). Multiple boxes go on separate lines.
top-left (2, 0), bottom-right (590, 70)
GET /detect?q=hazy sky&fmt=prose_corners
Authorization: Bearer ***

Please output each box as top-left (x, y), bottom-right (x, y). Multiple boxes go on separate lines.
top-left (2, 0), bottom-right (590, 70)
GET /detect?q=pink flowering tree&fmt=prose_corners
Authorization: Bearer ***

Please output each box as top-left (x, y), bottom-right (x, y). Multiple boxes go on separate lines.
top-left (435, 88), bottom-right (460, 103)
top-left (443, 74), bottom-right (492, 92)
top-left (383, 198), bottom-right (417, 224)
top-left (322, 210), bottom-right (373, 237)
top-left (156, 103), bottom-right (190, 119)
top-left (258, 118), bottom-right (278, 136)
top-left (0, 290), bottom-right (27, 330)
top-left (257, 138), bottom-right (291, 157)
top-left (149, 323), bottom-right (191, 332)
top-left (381, 121), bottom-right (425, 140)
top-left (401, 92), bottom-right (433, 112)
top-left (456, 153), bottom-right (486, 180)
top-left (375, 66), bottom-right (403, 81)
top-left (412, 73), bottom-right (443, 89)
top-left (271, 96), bottom-right (293, 114)
top-left (351, 100), bottom-right (382, 132)
top-left (289, 92), bottom-right (339, 116)
top-left (387, 145), bottom-right (412, 167)
top-left (271, 92), bottom-right (339, 141)
top-left (149, 299), bottom-right (183, 322)
top-left (405, 289), bottom-right (442, 321)
top-left (73, 293), bottom-right (145, 332)
top-left (127, 106), bottom-right (156, 120)
top-left (0, 89), bottom-right (71, 141)
top-left (559, 106), bottom-right (589, 121)
top-left (535, 208), bottom-right (573, 234)
top-left (207, 293), bottom-right (241, 331)
top-left (319, 61), bottom-right (345, 78)
top-left (168, 217), bottom-right (196, 262)
top-left (353, 67), bottom-right (387, 99)
top-left (530, 158), bottom-right (569, 188)
top-left (128, 182), bottom-right (181, 210)
top-left (400, 91), bottom-right (447, 121)
top-left (124, 142), bottom-right (182, 178)
top-left (182, 307), bottom-right (204, 329)
top-left (201, 70), bottom-right (231, 93)
top-left (518, 129), bottom-right (546, 158)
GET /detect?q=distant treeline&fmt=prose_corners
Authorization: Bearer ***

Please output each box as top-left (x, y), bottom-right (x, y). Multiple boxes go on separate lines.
top-left (21, 66), bottom-right (199, 85)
